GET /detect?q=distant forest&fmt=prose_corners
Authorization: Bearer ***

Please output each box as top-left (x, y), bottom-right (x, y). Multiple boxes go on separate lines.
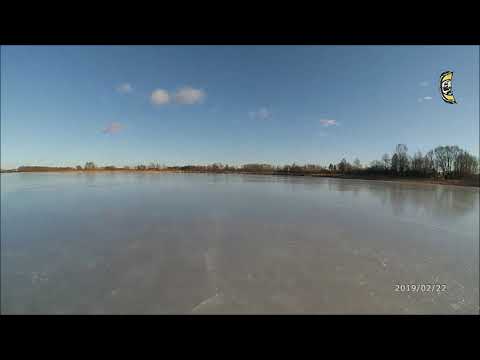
top-left (8, 144), bottom-right (480, 181)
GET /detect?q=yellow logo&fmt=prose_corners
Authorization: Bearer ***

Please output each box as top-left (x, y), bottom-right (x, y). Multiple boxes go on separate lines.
top-left (439, 71), bottom-right (457, 104)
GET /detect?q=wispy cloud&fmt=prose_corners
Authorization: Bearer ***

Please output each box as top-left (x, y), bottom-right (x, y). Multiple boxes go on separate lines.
top-left (418, 96), bottom-right (433, 103)
top-left (116, 83), bottom-right (133, 94)
top-left (249, 107), bottom-right (271, 120)
top-left (102, 122), bottom-right (123, 134)
top-left (151, 89), bottom-right (170, 105)
top-left (319, 119), bottom-right (338, 127)
top-left (419, 81), bottom-right (429, 87)
top-left (174, 86), bottom-right (206, 104)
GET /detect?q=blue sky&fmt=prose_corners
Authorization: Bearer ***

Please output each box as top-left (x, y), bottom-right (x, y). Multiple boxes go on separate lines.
top-left (1, 45), bottom-right (478, 169)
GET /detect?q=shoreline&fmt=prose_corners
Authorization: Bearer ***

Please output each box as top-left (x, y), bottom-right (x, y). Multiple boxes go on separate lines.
top-left (2, 169), bottom-right (479, 188)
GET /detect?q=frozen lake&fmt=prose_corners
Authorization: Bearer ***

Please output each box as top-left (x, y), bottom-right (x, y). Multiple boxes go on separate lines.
top-left (1, 172), bottom-right (478, 314)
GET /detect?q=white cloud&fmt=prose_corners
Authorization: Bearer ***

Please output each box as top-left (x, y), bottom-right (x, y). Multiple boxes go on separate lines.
top-left (418, 96), bottom-right (432, 103)
top-left (102, 122), bottom-right (123, 134)
top-left (116, 83), bottom-right (133, 94)
top-left (151, 89), bottom-right (170, 105)
top-left (319, 119), bottom-right (338, 127)
top-left (174, 86), bottom-right (206, 104)
top-left (419, 81), bottom-right (429, 87)
top-left (249, 107), bottom-right (271, 120)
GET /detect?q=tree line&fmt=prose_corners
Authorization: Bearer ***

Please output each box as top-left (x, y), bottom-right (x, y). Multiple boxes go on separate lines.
top-left (12, 144), bottom-right (479, 180)
top-left (350, 144), bottom-right (478, 179)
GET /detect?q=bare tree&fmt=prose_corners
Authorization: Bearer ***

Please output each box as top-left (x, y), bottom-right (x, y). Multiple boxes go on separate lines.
top-left (381, 153), bottom-right (390, 171)
top-left (434, 146), bottom-right (458, 178)
top-left (424, 150), bottom-right (435, 177)
top-left (454, 150), bottom-right (479, 177)
top-left (391, 153), bottom-right (399, 174)
top-left (369, 160), bottom-right (384, 172)
top-left (337, 158), bottom-right (348, 174)
top-left (412, 151), bottom-right (424, 175)
top-left (353, 158), bottom-right (362, 169)
top-left (84, 162), bottom-right (96, 170)
top-left (394, 144), bottom-right (409, 175)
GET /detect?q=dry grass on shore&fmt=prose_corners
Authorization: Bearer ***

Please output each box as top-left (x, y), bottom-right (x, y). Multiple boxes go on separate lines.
top-left (3, 168), bottom-right (479, 188)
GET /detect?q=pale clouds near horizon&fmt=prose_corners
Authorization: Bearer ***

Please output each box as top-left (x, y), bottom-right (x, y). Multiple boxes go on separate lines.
top-left (319, 119), bottom-right (338, 127)
top-left (174, 87), bottom-right (206, 104)
top-left (102, 122), bottom-right (123, 134)
top-left (150, 87), bottom-right (205, 105)
top-left (116, 83), bottom-right (133, 94)
top-left (249, 107), bottom-right (271, 120)
top-left (418, 96), bottom-right (433, 102)
top-left (151, 89), bottom-right (170, 105)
